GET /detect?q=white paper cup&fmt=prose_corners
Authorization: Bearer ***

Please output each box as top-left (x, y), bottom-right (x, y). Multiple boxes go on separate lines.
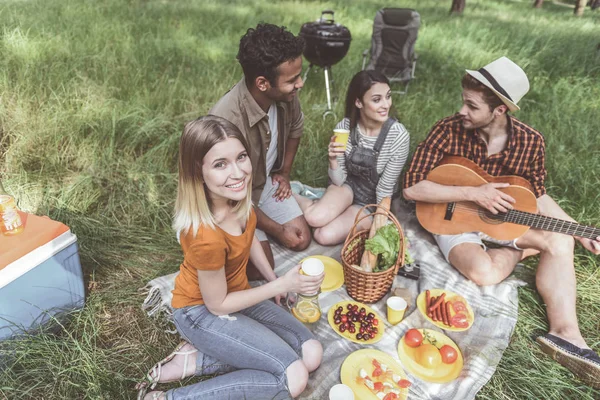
top-left (301, 258), bottom-right (325, 276)
top-left (329, 383), bottom-right (355, 400)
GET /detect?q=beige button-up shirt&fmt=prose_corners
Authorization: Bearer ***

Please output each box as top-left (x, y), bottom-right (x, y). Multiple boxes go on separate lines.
top-left (209, 79), bottom-right (304, 204)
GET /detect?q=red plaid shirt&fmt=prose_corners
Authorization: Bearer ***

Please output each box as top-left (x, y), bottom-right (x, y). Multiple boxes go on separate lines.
top-left (404, 114), bottom-right (547, 197)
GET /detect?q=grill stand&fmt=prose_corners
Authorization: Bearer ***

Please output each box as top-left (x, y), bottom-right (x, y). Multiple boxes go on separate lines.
top-left (303, 64), bottom-right (337, 120)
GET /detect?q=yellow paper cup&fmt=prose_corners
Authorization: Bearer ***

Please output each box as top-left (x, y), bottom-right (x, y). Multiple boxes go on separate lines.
top-left (386, 296), bottom-right (407, 325)
top-left (333, 129), bottom-right (350, 150)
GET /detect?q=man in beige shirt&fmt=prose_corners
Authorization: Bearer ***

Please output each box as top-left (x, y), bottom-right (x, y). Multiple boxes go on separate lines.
top-left (210, 23), bottom-right (310, 279)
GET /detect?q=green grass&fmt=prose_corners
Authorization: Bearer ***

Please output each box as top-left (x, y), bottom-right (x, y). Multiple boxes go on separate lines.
top-left (1, 0), bottom-right (599, 398)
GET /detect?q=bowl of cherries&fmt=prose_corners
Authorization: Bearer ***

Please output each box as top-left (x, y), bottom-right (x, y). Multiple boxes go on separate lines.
top-left (328, 301), bottom-right (385, 344)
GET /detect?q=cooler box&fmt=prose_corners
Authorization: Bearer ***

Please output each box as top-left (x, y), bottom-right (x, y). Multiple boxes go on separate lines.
top-left (0, 212), bottom-right (85, 340)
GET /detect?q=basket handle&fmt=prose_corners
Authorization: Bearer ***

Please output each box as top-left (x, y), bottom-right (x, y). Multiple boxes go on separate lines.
top-left (342, 204), bottom-right (406, 266)
top-left (349, 204), bottom-right (395, 237)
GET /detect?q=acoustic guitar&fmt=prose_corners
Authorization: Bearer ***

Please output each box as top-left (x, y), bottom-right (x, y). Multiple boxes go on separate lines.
top-left (415, 155), bottom-right (600, 241)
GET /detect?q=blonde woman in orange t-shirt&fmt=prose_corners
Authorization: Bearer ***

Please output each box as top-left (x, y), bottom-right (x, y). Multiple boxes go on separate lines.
top-left (136, 116), bottom-right (324, 400)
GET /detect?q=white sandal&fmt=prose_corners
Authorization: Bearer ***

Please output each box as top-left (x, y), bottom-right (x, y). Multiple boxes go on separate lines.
top-left (136, 341), bottom-right (198, 399)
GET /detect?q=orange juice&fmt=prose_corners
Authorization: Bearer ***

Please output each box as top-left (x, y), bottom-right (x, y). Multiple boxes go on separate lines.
top-left (0, 195), bottom-right (23, 236)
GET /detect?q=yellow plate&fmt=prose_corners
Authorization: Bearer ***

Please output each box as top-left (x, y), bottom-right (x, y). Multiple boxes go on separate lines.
top-left (300, 255), bottom-right (344, 292)
top-left (417, 289), bottom-right (475, 332)
top-left (397, 328), bottom-right (463, 383)
top-left (327, 301), bottom-right (384, 344)
top-left (341, 349), bottom-right (409, 400)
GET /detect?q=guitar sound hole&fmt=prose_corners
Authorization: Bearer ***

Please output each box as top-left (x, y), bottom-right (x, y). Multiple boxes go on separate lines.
top-left (479, 209), bottom-right (505, 225)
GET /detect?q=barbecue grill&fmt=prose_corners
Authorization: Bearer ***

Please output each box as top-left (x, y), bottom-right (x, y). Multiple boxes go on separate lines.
top-left (299, 10), bottom-right (351, 118)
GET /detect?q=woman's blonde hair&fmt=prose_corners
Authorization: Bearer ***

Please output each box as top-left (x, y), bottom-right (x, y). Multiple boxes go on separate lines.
top-left (173, 115), bottom-right (253, 236)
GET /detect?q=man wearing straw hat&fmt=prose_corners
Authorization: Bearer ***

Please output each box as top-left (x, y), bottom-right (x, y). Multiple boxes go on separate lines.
top-left (403, 56), bottom-right (600, 388)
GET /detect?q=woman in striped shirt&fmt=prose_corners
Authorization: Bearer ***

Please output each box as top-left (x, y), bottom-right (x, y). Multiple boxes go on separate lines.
top-left (294, 70), bottom-right (410, 245)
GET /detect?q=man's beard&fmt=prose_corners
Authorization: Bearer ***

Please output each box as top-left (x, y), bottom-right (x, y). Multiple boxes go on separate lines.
top-left (463, 114), bottom-right (495, 130)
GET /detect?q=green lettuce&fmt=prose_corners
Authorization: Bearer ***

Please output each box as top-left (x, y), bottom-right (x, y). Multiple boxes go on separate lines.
top-left (364, 224), bottom-right (400, 272)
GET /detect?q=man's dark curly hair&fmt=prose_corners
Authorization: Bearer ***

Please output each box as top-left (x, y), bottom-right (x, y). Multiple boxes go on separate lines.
top-left (237, 23), bottom-right (305, 86)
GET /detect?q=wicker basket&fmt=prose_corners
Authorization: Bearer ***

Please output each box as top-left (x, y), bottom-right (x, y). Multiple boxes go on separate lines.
top-left (341, 204), bottom-right (406, 303)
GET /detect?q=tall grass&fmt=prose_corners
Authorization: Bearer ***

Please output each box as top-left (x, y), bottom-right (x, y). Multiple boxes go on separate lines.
top-left (1, 0), bottom-right (599, 398)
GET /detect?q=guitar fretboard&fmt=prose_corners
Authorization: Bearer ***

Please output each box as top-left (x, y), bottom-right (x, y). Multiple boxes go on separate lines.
top-left (502, 210), bottom-right (600, 239)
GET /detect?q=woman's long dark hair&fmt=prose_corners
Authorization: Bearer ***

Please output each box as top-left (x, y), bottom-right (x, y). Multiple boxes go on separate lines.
top-left (344, 70), bottom-right (393, 129)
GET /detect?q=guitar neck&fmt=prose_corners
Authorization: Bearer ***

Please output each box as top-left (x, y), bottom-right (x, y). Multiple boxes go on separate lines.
top-left (504, 210), bottom-right (600, 239)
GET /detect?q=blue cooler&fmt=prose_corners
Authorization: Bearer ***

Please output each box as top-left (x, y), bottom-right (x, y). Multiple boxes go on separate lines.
top-left (0, 212), bottom-right (85, 340)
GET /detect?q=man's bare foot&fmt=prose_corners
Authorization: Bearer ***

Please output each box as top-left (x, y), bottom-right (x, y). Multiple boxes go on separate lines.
top-left (144, 391), bottom-right (165, 400)
top-left (150, 342), bottom-right (197, 383)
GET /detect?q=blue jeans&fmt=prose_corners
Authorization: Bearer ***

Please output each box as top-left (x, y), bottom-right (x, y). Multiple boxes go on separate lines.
top-left (167, 300), bottom-right (315, 400)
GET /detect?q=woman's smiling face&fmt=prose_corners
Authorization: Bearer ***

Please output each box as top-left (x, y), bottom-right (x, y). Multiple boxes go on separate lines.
top-left (201, 137), bottom-right (252, 203)
top-left (357, 82), bottom-right (392, 124)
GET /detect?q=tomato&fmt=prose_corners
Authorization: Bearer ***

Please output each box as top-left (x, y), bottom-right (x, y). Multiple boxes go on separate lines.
top-left (383, 393), bottom-right (398, 400)
top-left (372, 318), bottom-right (379, 326)
top-left (452, 300), bottom-right (467, 313)
top-left (397, 379), bottom-right (411, 388)
top-left (372, 359), bottom-right (381, 368)
top-left (439, 344), bottom-right (458, 364)
top-left (414, 344), bottom-right (442, 368)
top-left (341, 315), bottom-right (348, 323)
top-left (373, 381), bottom-right (384, 391)
top-left (450, 312), bottom-right (469, 328)
top-left (404, 329), bottom-right (424, 348)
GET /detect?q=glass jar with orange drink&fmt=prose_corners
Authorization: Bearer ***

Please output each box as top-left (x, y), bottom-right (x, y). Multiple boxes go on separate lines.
top-left (290, 291), bottom-right (322, 328)
top-left (287, 258), bottom-right (324, 328)
top-left (0, 194), bottom-right (24, 235)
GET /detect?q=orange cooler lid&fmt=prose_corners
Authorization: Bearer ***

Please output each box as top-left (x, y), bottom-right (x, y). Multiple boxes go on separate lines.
top-left (0, 211), bottom-right (70, 270)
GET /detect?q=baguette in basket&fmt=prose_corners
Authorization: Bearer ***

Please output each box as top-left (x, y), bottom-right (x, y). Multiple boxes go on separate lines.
top-left (340, 202), bottom-right (406, 303)
top-left (360, 197), bottom-right (391, 272)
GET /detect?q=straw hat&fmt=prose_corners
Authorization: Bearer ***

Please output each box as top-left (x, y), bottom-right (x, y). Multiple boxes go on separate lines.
top-left (466, 56), bottom-right (529, 112)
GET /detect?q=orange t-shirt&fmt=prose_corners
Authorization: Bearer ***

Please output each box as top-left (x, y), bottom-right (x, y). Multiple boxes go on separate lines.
top-left (171, 210), bottom-right (256, 308)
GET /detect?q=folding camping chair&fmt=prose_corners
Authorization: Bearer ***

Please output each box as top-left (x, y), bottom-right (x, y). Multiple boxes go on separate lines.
top-left (362, 8), bottom-right (420, 94)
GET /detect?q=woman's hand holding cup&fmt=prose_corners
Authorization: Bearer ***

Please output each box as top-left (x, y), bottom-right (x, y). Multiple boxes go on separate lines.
top-left (281, 264), bottom-right (324, 296)
top-left (328, 135), bottom-right (347, 160)
top-left (329, 128), bottom-right (349, 157)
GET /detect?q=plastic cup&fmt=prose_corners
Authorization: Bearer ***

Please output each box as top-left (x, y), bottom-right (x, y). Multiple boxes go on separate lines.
top-left (301, 258), bottom-right (325, 276)
top-left (333, 128), bottom-right (350, 150)
top-left (386, 296), bottom-right (408, 325)
top-left (329, 383), bottom-right (355, 400)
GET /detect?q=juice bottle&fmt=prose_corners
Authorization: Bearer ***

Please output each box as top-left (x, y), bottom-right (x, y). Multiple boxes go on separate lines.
top-left (0, 194), bottom-right (24, 235)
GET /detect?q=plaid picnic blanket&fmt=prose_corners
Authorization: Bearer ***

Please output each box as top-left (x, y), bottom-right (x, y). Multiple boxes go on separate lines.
top-left (141, 198), bottom-right (527, 400)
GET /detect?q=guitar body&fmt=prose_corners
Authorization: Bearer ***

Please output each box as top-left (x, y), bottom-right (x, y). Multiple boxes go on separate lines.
top-left (416, 156), bottom-right (538, 241)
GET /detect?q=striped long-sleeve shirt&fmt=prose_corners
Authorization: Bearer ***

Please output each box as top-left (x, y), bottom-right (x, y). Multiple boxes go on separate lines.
top-left (328, 117), bottom-right (410, 204)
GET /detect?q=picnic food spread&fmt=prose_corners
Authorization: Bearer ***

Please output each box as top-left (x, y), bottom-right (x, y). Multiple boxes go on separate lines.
top-left (417, 289), bottom-right (475, 331)
top-left (301, 197), bottom-right (473, 397)
top-left (328, 301), bottom-right (385, 344)
top-left (340, 349), bottom-right (410, 400)
top-left (397, 328), bottom-right (464, 383)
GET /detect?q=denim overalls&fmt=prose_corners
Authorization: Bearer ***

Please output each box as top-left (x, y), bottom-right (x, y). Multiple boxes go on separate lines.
top-left (345, 117), bottom-right (396, 206)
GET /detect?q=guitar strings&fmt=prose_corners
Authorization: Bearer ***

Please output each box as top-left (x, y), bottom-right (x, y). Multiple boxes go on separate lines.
top-left (448, 204), bottom-right (599, 238)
